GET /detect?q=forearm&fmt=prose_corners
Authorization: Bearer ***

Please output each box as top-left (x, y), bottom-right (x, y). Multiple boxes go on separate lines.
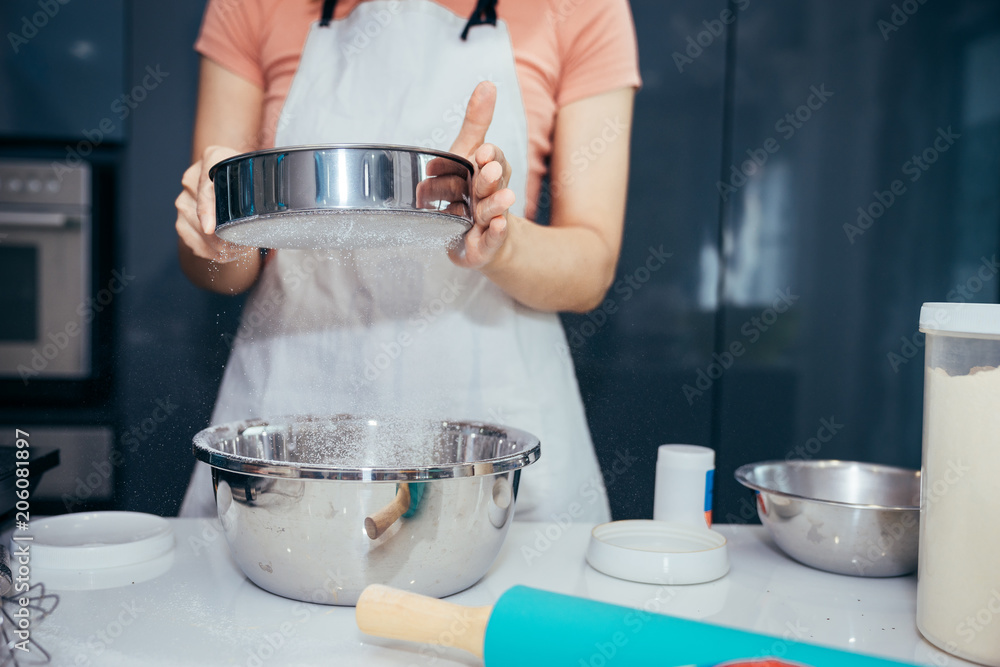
top-left (176, 58), bottom-right (265, 295)
top-left (178, 239), bottom-right (262, 295)
top-left (470, 88), bottom-right (634, 314)
top-left (481, 214), bottom-right (617, 313)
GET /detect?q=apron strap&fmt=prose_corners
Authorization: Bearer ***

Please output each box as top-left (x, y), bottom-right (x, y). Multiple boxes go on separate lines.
top-left (320, 0), bottom-right (337, 27)
top-left (320, 0), bottom-right (497, 38)
top-left (461, 0), bottom-right (498, 40)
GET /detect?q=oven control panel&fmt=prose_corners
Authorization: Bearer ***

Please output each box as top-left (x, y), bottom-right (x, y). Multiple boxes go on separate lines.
top-left (0, 160), bottom-right (89, 208)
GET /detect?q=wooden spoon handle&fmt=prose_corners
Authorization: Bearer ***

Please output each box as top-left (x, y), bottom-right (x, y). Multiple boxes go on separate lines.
top-left (355, 584), bottom-right (491, 659)
top-left (364, 483), bottom-right (411, 540)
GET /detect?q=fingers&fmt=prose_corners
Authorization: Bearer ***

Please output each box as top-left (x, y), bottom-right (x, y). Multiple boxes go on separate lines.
top-left (471, 146), bottom-right (512, 220)
top-left (443, 85), bottom-right (516, 271)
top-left (422, 139), bottom-right (513, 232)
top-left (176, 194), bottom-right (225, 260)
top-left (195, 145), bottom-right (242, 234)
top-left (449, 81), bottom-right (497, 158)
top-left (196, 146), bottom-right (229, 234)
top-left (176, 144), bottom-right (253, 262)
top-left (482, 213), bottom-right (507, 252)
top-left (471, 143), bottom-right (510, 205)
top-left (446, 238), bottom-right (467, 264)
top-left (474, 143), bottom-right (509, 179)
top-left (196, 160), bottom-right (216, 236)
top-left (180, 162), bottom-right (200, 198)
top-left (176, 189), bottom-right (230, 259)
top-left (475, 188), bottom-right (515, 226)
top-left (447, 211), bottom-right (508, 269)
top-left (474, 160), bottom-right (504, 199)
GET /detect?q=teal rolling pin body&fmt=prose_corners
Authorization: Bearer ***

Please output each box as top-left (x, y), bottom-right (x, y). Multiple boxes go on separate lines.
top-left (484, 587), bottom-right (919, 667)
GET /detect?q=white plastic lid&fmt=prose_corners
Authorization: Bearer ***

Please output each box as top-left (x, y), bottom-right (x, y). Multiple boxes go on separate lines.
top-left (585, 520), bottom-right (729, 585)
top-left (32, 550), bottom-right (176, 591)
top-left (21, 511), bottom-right (175, 570)
top-left (657, 444), bottom-right (715, 470)
top-left (919, 302), bottom-right (1000, 336)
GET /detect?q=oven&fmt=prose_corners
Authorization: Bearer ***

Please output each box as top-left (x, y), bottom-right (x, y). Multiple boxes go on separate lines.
top-left (0, 152), bottom-right (118, 509)
top-left (0, 0), bottom-right (124, 512)
top-left (0, 159), bottom-right (92, 384)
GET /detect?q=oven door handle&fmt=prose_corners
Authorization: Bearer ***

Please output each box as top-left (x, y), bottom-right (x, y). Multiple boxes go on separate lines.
top-left (0, 211), bottom-right (73, 227)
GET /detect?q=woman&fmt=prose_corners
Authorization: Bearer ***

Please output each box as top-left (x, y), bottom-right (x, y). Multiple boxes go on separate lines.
top-left (176, 0), bottom-right (639, 522)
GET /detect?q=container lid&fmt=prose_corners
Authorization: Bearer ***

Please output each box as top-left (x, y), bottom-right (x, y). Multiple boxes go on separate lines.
top-left (657, 444), bottom-right (715, 470)
top-left (20, 511), bottom-right (174, 570)
top-left (920, 302), bottom-right (1000, 336)
top-left (585, 520), bottom-right (729, 585)
top-left (32, 551), bottom-right (176, 591)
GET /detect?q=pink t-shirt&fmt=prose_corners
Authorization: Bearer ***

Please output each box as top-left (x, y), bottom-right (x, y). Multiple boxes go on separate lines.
top-left (196, 0), bottom-right (641, 218)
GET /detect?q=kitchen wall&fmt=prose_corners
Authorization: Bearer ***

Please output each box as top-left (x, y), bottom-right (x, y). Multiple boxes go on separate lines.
top-left (4, 0), bottom-right (997, 520)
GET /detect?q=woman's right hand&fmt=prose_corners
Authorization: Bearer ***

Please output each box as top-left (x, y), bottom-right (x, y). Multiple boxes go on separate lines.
top-left (175, 145), bottom-right (257, 263)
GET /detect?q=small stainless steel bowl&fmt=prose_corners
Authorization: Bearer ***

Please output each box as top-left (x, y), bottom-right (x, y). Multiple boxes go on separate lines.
top-left (735, 460), bottom-right (920, 577)
top-left (193, 415), bottom-right (539, 605)
top-left (209, 144), bottom-right (474, 249)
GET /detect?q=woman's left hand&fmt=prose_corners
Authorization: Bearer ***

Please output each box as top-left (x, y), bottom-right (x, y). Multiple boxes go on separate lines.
top-left (447, 81), bottom-right (516, 270)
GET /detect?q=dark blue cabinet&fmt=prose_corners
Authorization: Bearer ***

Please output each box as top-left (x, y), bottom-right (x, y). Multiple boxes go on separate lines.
top-left (0, 0), bottom-right (126, 142)
top-left (573, 0), bottom-right (1000, 521)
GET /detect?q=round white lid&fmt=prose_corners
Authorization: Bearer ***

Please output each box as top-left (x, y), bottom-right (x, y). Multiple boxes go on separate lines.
top-left (657, 444), bottom-right (715, 469)
top-left (20, 511), bottom-right (175, 570)
top-left (585, 520), bottom-right (729, 585)
top-left (919, 302), bottom-right (1000, 336)
top-left (34, 550), bottom-right (176, 591)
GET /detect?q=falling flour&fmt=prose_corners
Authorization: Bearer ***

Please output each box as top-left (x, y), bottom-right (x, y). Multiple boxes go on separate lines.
top-left (216, 209), bottom-right (468, 251)
top-left (211, 210), bottom-right (487, 479)
top-left (229, 416), bottom-right (493, 470)
top-left (917, 365), bottom-right (1000, 664)
top-left (288, 416), bottom-right (453, 468)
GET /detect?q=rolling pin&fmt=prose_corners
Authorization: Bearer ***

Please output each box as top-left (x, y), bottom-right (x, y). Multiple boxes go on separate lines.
top-left (356, 584), bottom-right (920, 667)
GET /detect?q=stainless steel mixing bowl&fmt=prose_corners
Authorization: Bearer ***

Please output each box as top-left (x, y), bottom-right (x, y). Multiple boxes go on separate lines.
top-left (735, 460), bottom-right (920, 577)
top-left (209, 144), bottom-right (474, 249)
top-left (192, 415), bottom-right (540, 605)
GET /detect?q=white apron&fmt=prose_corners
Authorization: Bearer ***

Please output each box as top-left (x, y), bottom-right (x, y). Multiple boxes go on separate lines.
top-left (181, 0), bottom-right (610, 523)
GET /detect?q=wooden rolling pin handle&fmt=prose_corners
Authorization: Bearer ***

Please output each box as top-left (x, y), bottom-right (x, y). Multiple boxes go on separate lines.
top-left (365, 483), bottom-right (411, 540)
top-left (356, 584), bottom-right (492, 659)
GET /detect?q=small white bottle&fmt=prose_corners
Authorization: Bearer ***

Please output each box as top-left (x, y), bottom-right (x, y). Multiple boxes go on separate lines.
top-left (652, 444), bottom-right (715, 527)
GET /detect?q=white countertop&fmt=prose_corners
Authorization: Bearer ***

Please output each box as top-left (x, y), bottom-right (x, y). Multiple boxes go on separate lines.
top-left (24, 520), bottom-right (972, 667)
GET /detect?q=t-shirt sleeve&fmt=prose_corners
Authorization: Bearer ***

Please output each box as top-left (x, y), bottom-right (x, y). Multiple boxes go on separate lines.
top-left (194, 0), bottom-right (265, 88)
top-left (555, 0), bottom-right (641, 108)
